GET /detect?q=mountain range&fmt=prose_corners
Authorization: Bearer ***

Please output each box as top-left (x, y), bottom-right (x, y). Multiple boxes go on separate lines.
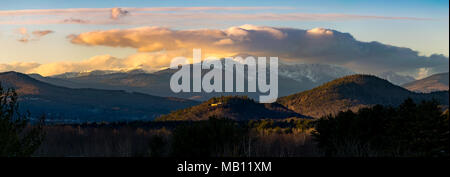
top-left (158, 74), bottom-right (448, 121)
top-left (28, 61), bottom-right (355, 101)
top-left (0, 71), bottom-right (197, 123)
top-left (2, 69), bottom-right (448, 122)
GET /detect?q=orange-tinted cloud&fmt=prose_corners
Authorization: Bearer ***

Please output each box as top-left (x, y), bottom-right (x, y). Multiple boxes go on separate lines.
top-left (111, 7), bottom-right (129, 20)
top-left (68, 25), bottom-right (448, 76)
top-left (0, 62), bottom-right (41, 72)
top-left (2, 25), bottom-right (447, 78)
top-left (68, 25), bottom-right (287, 54)
top-left (14, 28), bottom-right (54, 42)
top-left (16, 27), bottom-right (29, 42)
top-left (0, 51), bottom-right (190, 76)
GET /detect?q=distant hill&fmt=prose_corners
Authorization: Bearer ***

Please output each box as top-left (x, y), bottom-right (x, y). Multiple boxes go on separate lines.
top-left (278, 74), bottom-right (449, 118)
top-left (0, 71), bottom-right (197, 123)
top-left (156, 96), bottom-right (307, 121)
top-left (402, 72), bottom-right (449, 93)
top-left (29, 60), bottom-right (354, 101)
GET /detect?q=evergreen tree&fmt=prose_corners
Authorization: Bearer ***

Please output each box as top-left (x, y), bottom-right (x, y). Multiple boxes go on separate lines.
top-left (0, 85), bottom-right (45, 157)
top-left (313, 98), bottom-right (449, 157)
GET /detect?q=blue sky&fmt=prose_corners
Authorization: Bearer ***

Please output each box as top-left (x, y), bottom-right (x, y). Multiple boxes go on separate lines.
top-left (0, 0), bottom-right (448, 77)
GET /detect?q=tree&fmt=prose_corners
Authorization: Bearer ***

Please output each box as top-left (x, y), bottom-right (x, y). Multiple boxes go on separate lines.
top-left (148, 135), bottom-right (166, 157)
top-left (0, 85), bottom-right (45, 157)
top-left (170, 116), bottom-right (248, 157)
top-left (312, 98), bottom-right (449, 157)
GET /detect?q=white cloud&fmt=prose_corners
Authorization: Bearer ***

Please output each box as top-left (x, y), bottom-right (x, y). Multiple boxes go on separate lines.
top-left (239, 24), bottom-right (287, 39)
top-left (416, 67), bottom-right (430, 79)
top-left (306, 28), bottom-right (334, 36)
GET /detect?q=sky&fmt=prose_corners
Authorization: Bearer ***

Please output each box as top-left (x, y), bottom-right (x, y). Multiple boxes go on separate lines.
top-left (0, 0), bottom-right (448, 77)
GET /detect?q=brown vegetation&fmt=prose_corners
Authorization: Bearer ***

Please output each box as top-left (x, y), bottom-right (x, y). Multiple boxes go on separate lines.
top-left (34, 118), bottom-right (319, 157)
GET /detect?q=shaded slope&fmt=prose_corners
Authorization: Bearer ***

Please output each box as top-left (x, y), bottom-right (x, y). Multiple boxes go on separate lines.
top-left (156, 96), bottom-right (308, 121)
top-left (0, 71), bottom-right (197, 122)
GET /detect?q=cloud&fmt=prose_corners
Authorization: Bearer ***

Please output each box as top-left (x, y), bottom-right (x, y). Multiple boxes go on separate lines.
top-left (32, 30), bottom-right (54, 37)
top-left (0, 7), bottom-right (432, 25)
top-left (68, 25), bottom-right (448, 77)
top-left (17, 38), bottom-right (29, 43)
top-left (68, 25), bottom-right (288, 53)
top-left (27, 55), bottom-right (124, 76)
top-left (62, 18), bottom-right (89, 24)
top-left (214, 39), bottom-right (234, 45)
top-left (15, 27), bottom-right (30, 42)
top-left (0, 51), bottom-right (187, 76)
top-left (0, 62), bottom-right (40, 72)
top-left (417, 68), bottom-right (430, 79)
top-left (111, 7), bottom-right (129, 20)
top-left (2, 25), bottom-right (447, 78)
top-left (306, 28), bottom-right (334, 36)
top-left (14, 28), bottom-right (54, 42)
top-left (17, 27), bottom-right (27, 35)
top-left (0, 7), bottom-right (293, 16)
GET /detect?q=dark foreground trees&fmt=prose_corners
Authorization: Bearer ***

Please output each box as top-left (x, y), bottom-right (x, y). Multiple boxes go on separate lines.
top-left (0, 85), bottom-right (45, 157)
top-left (313, 98), bottom-right (449, 157)
top-left (171, 117), bottom-right (248, 157)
